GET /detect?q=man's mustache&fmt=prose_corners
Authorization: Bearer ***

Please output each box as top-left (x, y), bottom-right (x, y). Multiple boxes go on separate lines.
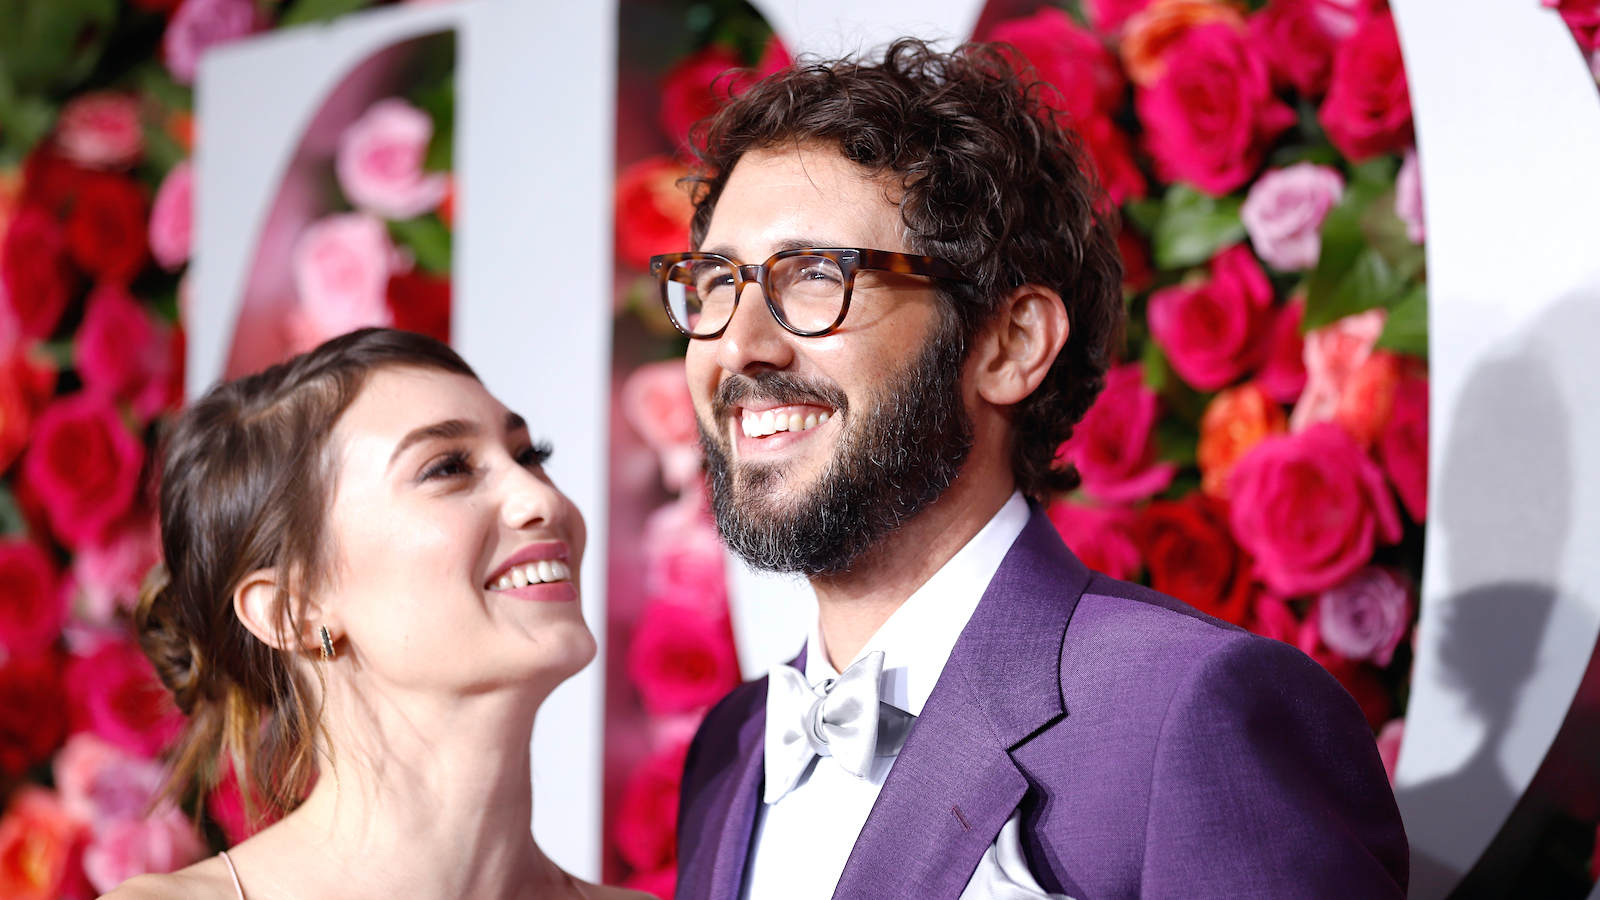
top-left (711, 372), bottom-right (849, 421)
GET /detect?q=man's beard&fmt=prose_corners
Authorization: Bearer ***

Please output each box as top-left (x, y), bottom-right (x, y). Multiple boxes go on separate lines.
top-left (699, 324), bottom-right (974, 577)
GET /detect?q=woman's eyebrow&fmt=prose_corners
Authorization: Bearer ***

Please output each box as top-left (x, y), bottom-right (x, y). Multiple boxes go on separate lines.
top-left (388, 418), bottom-right (478, 469)
top-left (505, 411), bottom-right (527, 434)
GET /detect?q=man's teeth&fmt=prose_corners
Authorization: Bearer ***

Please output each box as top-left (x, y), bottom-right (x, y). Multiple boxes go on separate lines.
top-left (741, 409), bottom-right (830, 438)
top-left (489, 559), bottom-right (572, 591)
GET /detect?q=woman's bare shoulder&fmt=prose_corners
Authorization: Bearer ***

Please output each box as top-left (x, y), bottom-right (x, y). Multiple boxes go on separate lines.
top-left (102, 856), bottom-right (234, 900)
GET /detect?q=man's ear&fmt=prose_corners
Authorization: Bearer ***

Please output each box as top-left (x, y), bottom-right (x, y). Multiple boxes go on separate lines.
top-left (971, 284), bottom-right (1070, 407)
top-left (233, 569), bottom-right (329, 655)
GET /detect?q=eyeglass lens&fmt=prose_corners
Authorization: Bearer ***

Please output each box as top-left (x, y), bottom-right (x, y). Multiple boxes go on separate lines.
top-left (663, 255), bottom-right (847, 336)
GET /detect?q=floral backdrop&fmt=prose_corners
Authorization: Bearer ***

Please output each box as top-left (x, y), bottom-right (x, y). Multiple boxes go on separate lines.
top-left (0, 0), bottom-right (1597, 896)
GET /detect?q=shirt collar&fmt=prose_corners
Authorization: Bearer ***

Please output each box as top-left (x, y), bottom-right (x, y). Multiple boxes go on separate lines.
top-left (805, 491), bottom-right (1031, 716)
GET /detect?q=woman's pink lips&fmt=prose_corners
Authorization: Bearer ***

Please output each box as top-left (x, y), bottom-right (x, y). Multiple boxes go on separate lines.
top-left (497, 580), bottom-right (579, 603)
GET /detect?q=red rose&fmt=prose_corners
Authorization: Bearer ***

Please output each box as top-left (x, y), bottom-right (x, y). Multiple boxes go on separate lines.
top-left (1136, 22), bottom-right (1295, 195)
top-left (1133, 493), bottom-right (1254, 623)
top-left (658, 41), bottom-right (787, 154)
top-left (615, 155), bottom-right (695, 272)
top-left (1046, 500), bottom-right (1141, 580)
top-left (1117, 225), bottom-right (1155, 293)
top-left (615, 737), bottom-right (690, 873)
top-left (67, 640), bottom-right (183, 758)
top-left (1084, 0), bottom-right (1154, 34)
top-left (0, 348), bottom-right (58, 475)
top-left (1147, 245), bottom-right (1276, 391)
top-left (2, 206), bottom-right (75, 339)
top-left (626, 602), bottom-right (740, 716)
top-left (386, 269), bottom-right (452, 344)
top-left (990, 8), bottom-right (1147, 203)
top-left (1257, 298), bottom-right (1307, 404)
top-left (65, 174), bottom-right (149, 284)
top-left (1055, 363), bottom-right (1177, 503)
top-left (1319, 11), bottom-right (1412, 162)
top-left (0, 653), bottom-right (68, 777)
top-left (20, 393), bottom-right (145, 548)
top-left (21, 150), bottom-right (93, 215)
top-left (1377, 374), bottom-right (1427, 521)
top-left (1248, 0), bottom-right (1359, 97)
top-left (1229, 422), bottom-right (1401, 595)
top-left (76, 284), bottom-right (178, 421)
top-left (623, 866), bottom-right (678, 899)
top-left (0, 541), bottom-right (64, 659)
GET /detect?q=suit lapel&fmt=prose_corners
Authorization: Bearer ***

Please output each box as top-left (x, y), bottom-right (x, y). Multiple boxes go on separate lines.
top-left (833, 510), bottom-right (1091, 900)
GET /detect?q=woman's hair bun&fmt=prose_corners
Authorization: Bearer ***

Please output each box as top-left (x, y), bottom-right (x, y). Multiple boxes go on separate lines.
top-left (135, 563), bottom-right (206, 715)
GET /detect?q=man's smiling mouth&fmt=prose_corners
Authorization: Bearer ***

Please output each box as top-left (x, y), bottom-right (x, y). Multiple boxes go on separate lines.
top-left (739, 404), bottom-right (833, 438)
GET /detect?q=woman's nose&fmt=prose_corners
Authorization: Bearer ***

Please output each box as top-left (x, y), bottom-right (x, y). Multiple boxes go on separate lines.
top-left (500, 468), bottom-right (562, 531)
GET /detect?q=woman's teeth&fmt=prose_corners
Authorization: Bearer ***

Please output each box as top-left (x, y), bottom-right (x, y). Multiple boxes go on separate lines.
top-left (489, 559), bottom-right (571, 591)
top-left (741, 409), bottom-right (829, 438)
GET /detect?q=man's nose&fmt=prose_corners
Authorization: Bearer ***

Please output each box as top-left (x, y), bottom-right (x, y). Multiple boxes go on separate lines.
top-left (715, 280), bottom-right (796, 375)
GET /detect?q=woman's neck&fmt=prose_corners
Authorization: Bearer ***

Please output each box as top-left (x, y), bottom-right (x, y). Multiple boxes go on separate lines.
top-left (236, 686), bottom-right (575, 900)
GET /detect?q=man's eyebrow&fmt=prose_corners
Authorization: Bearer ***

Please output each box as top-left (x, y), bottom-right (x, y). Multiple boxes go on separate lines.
top-left (700, 238), bottom-right (837, 260)
top-left (388, 418), bottom-right (478, 469)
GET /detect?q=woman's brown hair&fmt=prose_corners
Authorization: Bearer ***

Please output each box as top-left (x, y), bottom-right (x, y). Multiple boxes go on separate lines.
top-left (135, 328), bottom-right (476, 825)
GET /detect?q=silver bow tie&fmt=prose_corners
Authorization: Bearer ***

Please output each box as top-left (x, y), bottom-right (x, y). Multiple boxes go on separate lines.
top-left (764, 650), bottom-right (916, 804)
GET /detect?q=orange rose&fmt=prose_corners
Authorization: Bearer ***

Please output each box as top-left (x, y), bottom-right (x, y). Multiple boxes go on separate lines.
top-left (1122, 0), bottom-right (1247, 85)
top-left (1335, 349), bottom-right (1404, 446)
top-left (0, 788), bottom-right (86, 900)
top-left (1198, 380), bottom-right (1287, 497)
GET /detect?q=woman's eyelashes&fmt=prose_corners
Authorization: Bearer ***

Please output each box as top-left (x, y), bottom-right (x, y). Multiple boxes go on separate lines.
top-left (517, 441), bottom-right (553, 470)
top-left (416, 441), bottom-right (551, 484)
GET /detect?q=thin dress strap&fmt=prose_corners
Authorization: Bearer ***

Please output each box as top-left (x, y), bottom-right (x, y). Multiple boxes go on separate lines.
top-left (218, 851), bottom-right (246, 900)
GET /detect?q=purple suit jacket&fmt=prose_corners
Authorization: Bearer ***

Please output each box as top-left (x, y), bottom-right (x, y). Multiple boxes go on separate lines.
top-left (676, 508), bottom-right (1408, 899)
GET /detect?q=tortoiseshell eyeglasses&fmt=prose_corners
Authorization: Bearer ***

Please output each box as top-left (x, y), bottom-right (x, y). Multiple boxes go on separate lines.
top-left (649, 248), bottom-right (968, 339)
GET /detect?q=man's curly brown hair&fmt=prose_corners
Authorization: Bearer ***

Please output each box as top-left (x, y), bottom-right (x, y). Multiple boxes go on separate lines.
top-left (685, 38), bottom-right (1125, 502)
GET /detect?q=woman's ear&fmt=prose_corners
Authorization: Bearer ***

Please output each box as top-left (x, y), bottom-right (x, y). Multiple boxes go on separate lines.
top-left (233, 569), bottom-right (329, 655)
top-left (972, 284), bottom-right (1071, 407)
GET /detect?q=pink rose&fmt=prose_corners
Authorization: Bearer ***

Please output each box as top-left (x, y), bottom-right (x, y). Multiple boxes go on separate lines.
top-left (1394, 148), bottom-right (1425, 244)
top-left (1258, 298), bottom-right (1308, 403)
top-left (290, 213), bottom-right (396, 348)
top-left (0, 540), bottom-right (64, 660)
top-left (1289, 307), bottom-right (1386, 432)
top-left (83, 810), bottom-right (205, 893)
top-left (1375, 718), bottom-right (1403, 785)
top-left (21, 393), bottom-right (145, 548)
top-left (72, 516), bottom-right (161, 627)
top-left (54, 732), bottom-right (163, 824)
top-left (1083, 0), bottom-right (1153, 33)
top-left (1247, 591), bottom-right (1301, 644)
top-left (1055, 363), bottom-right (1176, 503)
top-left (1319, 10), bottom-right (1412, 161)
top-left (1046, 500), bottom-right (1141, 580)
top-left (622, 359), bottom-right (703, 492)
top-left (148, 160), bottom-right (193, 270)
top-left (54, 94), bottom-right (143, 170)
top-left (1240, 163), bottom-right (1344, 271)
top-left (643, 495), bottom-right (727, 615)
top-left (163, 0), bottom-right (258, 85)
top-left (1148, 244), bottom-right (1276, 391)
top-left (1229, 422), bottom-right (1402, 595)
top-left (76, 284), bottom-right (178, 421)
top-left (626, 602), bottom-right (740, 716)
top-left (336, 98), bottom-right (448, 220)
top-left (615, 737), bottom-right (690, 873)
top-left (1377, 374), bottom-right (1427, 521)
top-left (1248, 0), bottom-right (1359, 97)
top-left (67, 641), bottom-right (183, 758)
top-left (1316, 565), bottom-right (1410, 665)
top-left (990, 9), bottom-right (1147, 203)
top-left (1137, 23), bottom-right (1296, 196)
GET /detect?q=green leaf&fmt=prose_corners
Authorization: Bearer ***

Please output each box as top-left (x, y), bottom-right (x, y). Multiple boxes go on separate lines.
top-left (1124, 198), bottom-right (1162, 236)
top-left (1140, 340), bottom-right (1172, 394)
top-left (140, 120), bottom-right (186, 176)
top-left (0, 0), bottom-right (117, 94)
top-left (0, 484), bottom-right (24, 537)
top-left (1306, 247), bottom-right (1409, 331)
top-left (1154, 416), bottom-right (1198, 467)
top-left (389, 215), bottom-right (452, 275)
top-left (278, 0), bottom-right (377, 28)
top-left (1304, 176), bottom-right (1389, 328)
top-left (1377, 284), bottom-right (1428, 358)
top-left (1359, 187), bottom-right (1425, 281)
top-left (1152, 185), bottom-right (1246, 271)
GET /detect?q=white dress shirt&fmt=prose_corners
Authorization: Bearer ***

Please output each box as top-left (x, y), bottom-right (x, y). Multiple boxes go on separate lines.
top-left (742, 492), bottom-right (1055, 900)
